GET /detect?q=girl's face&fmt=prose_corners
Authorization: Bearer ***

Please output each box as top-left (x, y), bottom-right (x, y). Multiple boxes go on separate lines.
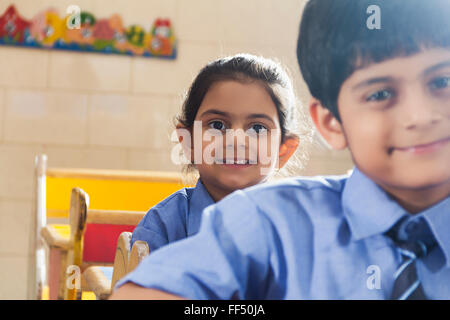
top-left (183, 80), bottom-right (291, 201)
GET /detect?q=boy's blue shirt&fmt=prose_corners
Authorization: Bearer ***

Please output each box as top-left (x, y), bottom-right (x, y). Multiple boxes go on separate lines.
top-left (131, 179), bottom-right (215, 251)
top-left (118, 167), bottom-right (450, 299)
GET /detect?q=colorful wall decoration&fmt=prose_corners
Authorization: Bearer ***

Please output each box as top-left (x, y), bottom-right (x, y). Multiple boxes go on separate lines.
top-left (0, 5), bottom-right (177, 59)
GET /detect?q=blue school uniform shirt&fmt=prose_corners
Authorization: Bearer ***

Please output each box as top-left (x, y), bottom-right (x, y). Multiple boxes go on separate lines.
top-left (131, 179), bottom-right (215, 252)
top-left (117, 167), bottom-right (450, 299)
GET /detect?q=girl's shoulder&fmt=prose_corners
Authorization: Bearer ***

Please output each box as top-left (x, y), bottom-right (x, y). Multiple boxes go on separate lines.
top-left (138, 186), bottom-right (196, 227)
top-left (152, 186), bottom-right (196, 211)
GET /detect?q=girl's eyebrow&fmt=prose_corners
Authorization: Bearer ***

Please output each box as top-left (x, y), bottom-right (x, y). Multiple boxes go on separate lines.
top-left (422, 60), bottom-right (450, 77)
top-left (247, 113), bottom-right (276, 125)
top-left (198, 109), bottom-right (229, 118)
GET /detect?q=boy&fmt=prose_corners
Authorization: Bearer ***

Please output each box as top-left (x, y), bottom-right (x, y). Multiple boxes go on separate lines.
top-left (110, 0), bottom-right (449, 299)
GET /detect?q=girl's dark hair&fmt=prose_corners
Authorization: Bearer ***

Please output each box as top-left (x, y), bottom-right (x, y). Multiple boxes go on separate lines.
top-left (175, 53), bottom-right (312, 178)
top-left (178, 54), bottom-right (299, 142)
top-left (297, 0), bottom-right (450, 121)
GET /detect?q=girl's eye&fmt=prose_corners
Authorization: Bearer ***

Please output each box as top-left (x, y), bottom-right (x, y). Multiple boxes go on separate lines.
top-left (429, 76), bottom-right (450, 90)
top-left (250, 124), bottom-right (268, 134)
top-left (208, 120), bottom-right (226, 131)
top-left (366, 89), bottom-right (394, 102)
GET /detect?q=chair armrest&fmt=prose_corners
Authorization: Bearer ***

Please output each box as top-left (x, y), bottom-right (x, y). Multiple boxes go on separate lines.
top-left (83, 266), bottom-right (113, 300)
top-left (40, 225), bottom-right (71, 250)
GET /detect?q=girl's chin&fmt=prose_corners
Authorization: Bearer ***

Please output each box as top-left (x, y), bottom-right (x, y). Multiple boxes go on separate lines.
top-left (220, 177), bottom-right (263, 190)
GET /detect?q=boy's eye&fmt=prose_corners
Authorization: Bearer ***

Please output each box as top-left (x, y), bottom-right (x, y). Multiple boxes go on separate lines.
top-left (250, 124), bottom-right (268, 134)
top-left (429, 76), bottom-right (450, 90)
top-left (366, 89), bottom-right (394, 102)
top-left (208, 120), bottom-right (226, 131)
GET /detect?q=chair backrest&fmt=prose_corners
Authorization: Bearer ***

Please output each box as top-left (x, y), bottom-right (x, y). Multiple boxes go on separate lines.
top-left (110, 232), bottom-right (132, 290)
top-left (65, 188), bottom-right (147, 300)
top-left (46, 169), bottom-right (185, 220)
top-left (110, 236), bottom-right (150, 291)
top-left (83, 210), bottom-right (144, 264)
top-left (31, 153), bottom-right (190, 299)
top-left (127, 240), bottom-right (150, 274)
top-left (82, 232), bottom-right (150, 299)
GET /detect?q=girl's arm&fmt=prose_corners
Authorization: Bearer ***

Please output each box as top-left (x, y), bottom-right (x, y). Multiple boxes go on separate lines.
top-left (109, 283), bottom-right (185, 300)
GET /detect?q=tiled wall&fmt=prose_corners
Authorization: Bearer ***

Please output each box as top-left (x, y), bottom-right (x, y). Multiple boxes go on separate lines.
top-left (0, 0), bottom-right (353, 299)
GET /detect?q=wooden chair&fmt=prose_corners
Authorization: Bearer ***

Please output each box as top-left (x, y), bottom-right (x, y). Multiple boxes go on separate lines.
top-left (42, 187), bottom-right (148, 300)
top-left (31, 154), bottom-right (188, 299)
top-left (83, 232), bottom-right (150, 300)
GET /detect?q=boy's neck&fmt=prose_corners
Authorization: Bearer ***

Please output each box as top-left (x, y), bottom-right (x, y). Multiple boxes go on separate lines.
top-left (381, 181), bottom-right (450, 214)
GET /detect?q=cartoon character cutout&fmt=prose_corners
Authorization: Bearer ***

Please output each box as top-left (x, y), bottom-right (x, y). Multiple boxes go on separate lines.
top-left (92, 18), bottom-right (116, 51)
top-left (0, 5), bottom-right (31, 44)
top-left (148, 18), bottom-right (175, 56)
top-left (125, 24), bottom-right (146, 55)
top-left (0, 6), bottom-right (177, 59)
top-left (64, 11), bottom-right (96, 46)
top-left (107, 14), bottom-right (130, 53)
top-left (30, 9), bottom-right (66, 47)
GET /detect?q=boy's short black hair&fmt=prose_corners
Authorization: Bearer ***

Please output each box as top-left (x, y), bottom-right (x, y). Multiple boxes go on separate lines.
top-left (297, 0), bottom-right (450, 120)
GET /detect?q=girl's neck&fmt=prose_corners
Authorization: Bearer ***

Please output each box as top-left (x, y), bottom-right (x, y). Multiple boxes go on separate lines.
top-left (199, 178), bottom-right (233, 202)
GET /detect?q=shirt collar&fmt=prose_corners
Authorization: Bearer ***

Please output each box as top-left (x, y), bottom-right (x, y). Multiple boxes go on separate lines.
top-left (343, 167), bottom-right (450, 268)
top-left (421, 198), bottom-right (450, 268)
top-left (342, 167), bottom-right (407, 241)
top-left (187, 178), bottom-right (215, 236)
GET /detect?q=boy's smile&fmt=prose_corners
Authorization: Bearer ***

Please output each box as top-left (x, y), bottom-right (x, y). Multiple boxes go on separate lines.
top-left (392, 136), bottom-right (450, 155)
top-left (334, 49), bottom-right (450, 213)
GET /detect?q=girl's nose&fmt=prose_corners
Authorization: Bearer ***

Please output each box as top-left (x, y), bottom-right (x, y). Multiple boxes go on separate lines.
top-left (225, 128), bottom-right (247, 149)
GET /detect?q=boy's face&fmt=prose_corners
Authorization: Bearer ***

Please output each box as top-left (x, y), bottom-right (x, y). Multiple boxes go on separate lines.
top-left (312, 48), bottom-right (450, 212)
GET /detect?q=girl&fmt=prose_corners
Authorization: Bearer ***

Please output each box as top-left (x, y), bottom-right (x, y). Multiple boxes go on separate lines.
top-left (131, 53), bottom-right (311, 252)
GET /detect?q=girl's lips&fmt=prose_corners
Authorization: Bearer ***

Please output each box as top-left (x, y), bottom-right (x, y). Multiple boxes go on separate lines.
top-left (395, 136), bottom-right (450, 154)
top-left (222, 163), bottom-right (252, 169)
top-left (221, 159), bottom-right (254, 168)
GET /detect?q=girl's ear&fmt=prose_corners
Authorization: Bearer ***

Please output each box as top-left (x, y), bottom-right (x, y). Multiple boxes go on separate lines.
top-left (278, 136), bottom-right (299, 169)
top-left (176, 123), bottom-right (194, 163)
top-left (309, 98), bottom-right (347, 150)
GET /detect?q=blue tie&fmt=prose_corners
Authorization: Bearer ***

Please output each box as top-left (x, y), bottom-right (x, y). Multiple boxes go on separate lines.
top-left (391, 240), bottom-right (427, 300)
top-left (388, 217), bottom-right (437, 300)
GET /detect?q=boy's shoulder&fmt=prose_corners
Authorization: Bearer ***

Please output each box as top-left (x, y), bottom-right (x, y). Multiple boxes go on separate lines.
top-left (208, 172), bottom-right (353, 246)
top-left (217, 172), bottom-right (352, 223)
top-left (244, 172), bottom-right (351, 196)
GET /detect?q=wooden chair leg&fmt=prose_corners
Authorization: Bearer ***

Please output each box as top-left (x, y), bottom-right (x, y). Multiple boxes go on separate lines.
top-left (47, 247), bottom-right (67, 300)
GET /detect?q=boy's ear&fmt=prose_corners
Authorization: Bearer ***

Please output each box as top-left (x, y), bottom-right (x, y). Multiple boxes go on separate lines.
top-left (309, 98), bottom-right (347, 150)
top-left (278, 136), bottom-right (299, 169)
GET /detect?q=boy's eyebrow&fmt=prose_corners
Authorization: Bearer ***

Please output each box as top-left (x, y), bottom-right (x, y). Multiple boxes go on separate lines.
top-left (351, 61), bottom-right (450, 91)
top-left (352, 77), bottom-right (394, 90)
top-left (422, 60), bottom-right (450, 77)
top-left (199, 109), bottom-right (276, 125)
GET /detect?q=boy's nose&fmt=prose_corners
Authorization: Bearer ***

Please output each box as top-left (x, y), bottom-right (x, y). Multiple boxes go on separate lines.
top-left (401, 93), bottom-right (444, 130)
